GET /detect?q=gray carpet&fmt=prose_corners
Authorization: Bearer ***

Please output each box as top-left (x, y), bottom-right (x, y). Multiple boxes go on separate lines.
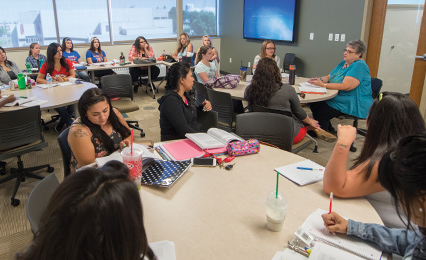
top-left (0, 81), bottom-right (366, 259)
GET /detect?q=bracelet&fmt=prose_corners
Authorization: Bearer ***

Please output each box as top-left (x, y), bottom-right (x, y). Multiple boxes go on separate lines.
top-left (324, 83), bottom-right (327, 88)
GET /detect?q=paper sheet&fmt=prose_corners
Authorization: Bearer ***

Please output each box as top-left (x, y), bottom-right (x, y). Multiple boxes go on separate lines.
top-left (149, 240), bottom-right (176, 260)
top-left (275, 160), bottom-right (324, 186)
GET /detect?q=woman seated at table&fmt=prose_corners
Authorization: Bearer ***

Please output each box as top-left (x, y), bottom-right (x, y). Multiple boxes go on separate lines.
top-left (252, 40), bottom-right (280, 70)
top-left (172, 33), bottom-right (193, 60)
top-left (16, 161), bottom-right (156, 260)
top-left (61, 37), bottom-right (90, 82)
top-left (323, 92), bottom-right (425, 228)
top-left (26, 43), bottom-right (47, 70)
top-left (37, 43), bottom-right (76, 132)
top-left (68, 88), bottom-right (131, 174)
top-left (195, 35), bottom-right (219, 66)
top-left (0, 46), bottom-right (22, 84)
top-left (245, 57), bottom-right (320, 144)
top-left (322, 133), bottom-right (426, 259)
top-left (86, 37), bottom-right (115, 78)
top-left (308, 40), bottom-right (372, 138)
top-left (194, 45), bottom-right (218, 84)
top-left (158, 62), bottom-right (212, 141)
top-left (128, 36), bottom-right (160, 93)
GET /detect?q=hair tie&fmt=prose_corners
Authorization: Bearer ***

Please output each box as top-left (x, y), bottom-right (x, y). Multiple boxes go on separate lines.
top-left (390, 151), bottom-right (397, 162)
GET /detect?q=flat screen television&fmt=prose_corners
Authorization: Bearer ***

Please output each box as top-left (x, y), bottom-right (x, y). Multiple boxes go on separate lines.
top-left (243, 0), bottom-right (297, 42)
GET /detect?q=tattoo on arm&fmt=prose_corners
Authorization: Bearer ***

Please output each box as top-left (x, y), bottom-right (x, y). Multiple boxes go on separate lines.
top-left (72, 129), bottom-right (88, 138)
top-left (339, 143), bottom-right (349, 148)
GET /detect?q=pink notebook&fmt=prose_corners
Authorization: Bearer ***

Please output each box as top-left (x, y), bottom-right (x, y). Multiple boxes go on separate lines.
top-left (161, 139), bottom-right (226, 161)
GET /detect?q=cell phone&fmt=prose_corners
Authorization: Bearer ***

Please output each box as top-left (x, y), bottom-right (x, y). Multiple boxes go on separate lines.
top-left (192, 157), bottom-right (216, 167)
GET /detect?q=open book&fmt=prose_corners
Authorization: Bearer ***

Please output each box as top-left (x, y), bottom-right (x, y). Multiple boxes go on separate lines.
top-left (185, 128), bottom-right (243, 150)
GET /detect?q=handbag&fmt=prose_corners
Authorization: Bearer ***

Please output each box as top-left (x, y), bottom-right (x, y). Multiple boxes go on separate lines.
top-left (226, 139), bottom-right (260, 157)
top-left (205, 74), bottom-right (241, 89)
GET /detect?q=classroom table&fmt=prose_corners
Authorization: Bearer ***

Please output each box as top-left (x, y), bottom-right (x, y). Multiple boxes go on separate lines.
top-left (215, 75), bottom-right (338, 103)
top-left (141, 144), bottom-right (384, 260)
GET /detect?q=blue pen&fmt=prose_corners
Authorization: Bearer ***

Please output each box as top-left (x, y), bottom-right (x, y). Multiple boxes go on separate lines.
top-left (297, 167), bottom-right (323, 171)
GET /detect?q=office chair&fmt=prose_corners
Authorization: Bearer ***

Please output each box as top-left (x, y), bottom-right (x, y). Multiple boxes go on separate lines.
top-left (251, 104), bottom-right (319, 153)
top-left (26, 173), bottom-right (59, 234)
top-left (206, 88), bottom-right (235, 132)
top-left (283, 53), bottom-right (296, 72)
top-left (236, 112), bottom-right (294, 152)
top-left (194, 81), bottom-right (208, 107)
top-left (57, 127), bottom-right (72, 178)
top-left (0, 106), bottom-right (54, 206)
top-left (197, 110), bottom-right (218, 132)
top-left (101, 74), bottom-right (146, 137)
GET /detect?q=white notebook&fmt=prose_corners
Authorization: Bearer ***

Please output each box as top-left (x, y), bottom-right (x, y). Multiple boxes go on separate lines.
top-left (274, 160), bottom-right (324, 186)
top-left (302, 209), bottom-right (382, 260)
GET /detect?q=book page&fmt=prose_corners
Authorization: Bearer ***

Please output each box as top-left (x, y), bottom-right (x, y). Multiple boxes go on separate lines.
top-left (185, 132), bottom-right (226, 149)
top-left (309, 242), bottom-right (365, 260)
top-left (207, 128), bottom-right (243, 145)
top-left (149, 240), bottom-right (176, 260)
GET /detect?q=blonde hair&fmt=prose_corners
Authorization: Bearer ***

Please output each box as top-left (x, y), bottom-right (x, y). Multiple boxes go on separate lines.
top-left (178, 33), bottom-right (190, 53)
top-left (260, 40), bottom-right (276, 59)
top-left (202, 35), bottom-right (213, 47)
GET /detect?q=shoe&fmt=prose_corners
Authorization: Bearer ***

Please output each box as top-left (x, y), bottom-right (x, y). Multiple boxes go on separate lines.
top-left (314, 129), bottom-right (337, 142)
top-left (328, 126), bottom-right (337, 135)
top-left (133, 84), bottom-right (139, 93)
top-left (55, 122), bottom-right (65, 132)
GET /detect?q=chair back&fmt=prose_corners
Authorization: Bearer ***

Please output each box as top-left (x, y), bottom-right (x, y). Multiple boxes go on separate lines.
top-left (206, 88), bottom-right (234, 132)
top-left (236, 112), bottom-right (294, 151)
top-left (371, 77), bottom-right (383, 99)
top-left (251, 103), bottom-right (293, 117)
top-left (26, 173), bottom-right (59, 234)
top-left (283, 53), bottom-right (296, 72)
top-left (101, 74), bottom-right (134, 100)
top-left (57, 127), bottom-right (71, 178)
top-left (0, 106), bottom-right (44, 153)
top-left (197, 110), bottom-right (218, 132)
top-left (194, 81), bottom-right (208, 107)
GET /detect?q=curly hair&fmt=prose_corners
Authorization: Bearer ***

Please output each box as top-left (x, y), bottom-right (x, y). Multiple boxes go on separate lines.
top-left (245, 57), bottom-right (282, 107)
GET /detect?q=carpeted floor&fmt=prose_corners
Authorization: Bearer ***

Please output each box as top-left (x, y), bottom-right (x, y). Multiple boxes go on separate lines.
top-left (0, 80), bottom-right (366, 259)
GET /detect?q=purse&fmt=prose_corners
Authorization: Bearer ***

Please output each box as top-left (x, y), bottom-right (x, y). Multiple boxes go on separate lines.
top-left (205, 74), bottom-right (241, 89)
top-left (226, 139), bottom-right (260, 157)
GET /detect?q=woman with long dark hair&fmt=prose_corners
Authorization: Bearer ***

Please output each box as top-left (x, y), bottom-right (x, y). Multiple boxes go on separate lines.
top-left (68, 88), bottom-right (131, 174)
top-left (322, 133), bottom-right (426, 259)
top-left (37, 42), bottom-right (76, 131)
top-left (86, 37), bottom-right (115, 78)
top-left (61, 37), bottom-right (90, 81)
top-left (0, 46), bottom-right (22, 84)
top-left (128, 36), bottom-right (160, 93)
top-left (245, 57), bottom-right (320, 144)
top-left (17, 161), bottom-right (157, 260)
top-left (158, 62), bottom-right (211, 141)
top-left (323, 93), bottom-right (426, 228)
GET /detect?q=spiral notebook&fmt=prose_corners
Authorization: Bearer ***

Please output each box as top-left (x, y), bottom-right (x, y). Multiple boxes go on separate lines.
top-left (142, 160), bottom-right (192, 188)
top-left (301, 209), bottom-right (382, 260)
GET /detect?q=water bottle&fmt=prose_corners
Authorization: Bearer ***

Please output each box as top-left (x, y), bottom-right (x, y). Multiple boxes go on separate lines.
top-left (26, 61), bottom-right (31, 72)
top-left (46, 73), bottom-right (52, 87)
top-left (289, 65), bottom-right (296, 85)
top-left (162, 50), bottom-right (166, 60)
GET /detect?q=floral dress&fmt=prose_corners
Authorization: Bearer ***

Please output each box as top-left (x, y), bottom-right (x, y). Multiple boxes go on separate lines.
top-left (69, 118), bottom-right (122, 174)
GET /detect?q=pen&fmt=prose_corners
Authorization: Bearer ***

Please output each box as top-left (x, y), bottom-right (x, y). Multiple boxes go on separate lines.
top-left (154, 147), bottom-right (168, 161)
top-left (329, 192), bottom-right (333, 213)
top-left (297, 167), bottom-right (323, 171)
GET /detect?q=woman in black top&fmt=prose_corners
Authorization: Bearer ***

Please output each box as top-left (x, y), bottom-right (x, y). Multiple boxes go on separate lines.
top-left (158, 62), bottom-right (211, 141)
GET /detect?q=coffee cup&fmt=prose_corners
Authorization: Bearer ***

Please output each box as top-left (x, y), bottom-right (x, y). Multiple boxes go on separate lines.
top-left (264, 191), bottom-right (289, 231)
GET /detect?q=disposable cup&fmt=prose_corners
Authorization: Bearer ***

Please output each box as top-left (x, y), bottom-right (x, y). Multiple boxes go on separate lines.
top-left (264, 191), bottom-right (289, 231)
top-left (121, 147), bottom-right (143, 190)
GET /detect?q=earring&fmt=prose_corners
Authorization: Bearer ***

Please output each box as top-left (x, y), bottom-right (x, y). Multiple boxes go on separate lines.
top-left (420, 208), bottom-right (424, 213)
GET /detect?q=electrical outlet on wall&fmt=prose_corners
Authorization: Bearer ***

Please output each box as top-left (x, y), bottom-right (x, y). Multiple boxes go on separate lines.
top-left (328, 33), bottom-right (333, 41)
top-left (335, 34), bottom-right (340, 41)
top-left (310, 33), bottom-right (314, 40)
top-left (341, 34), bottom-right (346, 42)
top-left (229, 58), bottom-right (232, 63)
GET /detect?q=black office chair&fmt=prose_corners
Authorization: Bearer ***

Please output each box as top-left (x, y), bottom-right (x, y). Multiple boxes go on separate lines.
top-left (206, 88), bottom-right (235, 132)
top-left (197, 110), bottom-right (218, 132)
top-left (26, 172), bottom-right (59, 234)
top-left (57, 127), bottom-right (72, 178)
top-left (283, 53), bottom-right (296, 72)
top-left (101, 74), bottom-right (145, 137)
top-left (251, 104), bottom-right (318, 153)
top-left (194, 81), bottom-right (208, 107)
top-left (0, 106), bottom-right (54, 206)
top-left (236, 112), bottom-right (294, 152)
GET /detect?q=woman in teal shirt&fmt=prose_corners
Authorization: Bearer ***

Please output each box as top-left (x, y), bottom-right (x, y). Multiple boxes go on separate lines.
top-left (308, 40), bottom-right (372, 136)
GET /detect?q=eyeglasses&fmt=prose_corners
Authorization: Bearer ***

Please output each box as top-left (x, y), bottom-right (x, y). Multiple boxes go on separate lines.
top-left (343, 48), bottom-right (356, 54)
top-left (266, 47), bottom-right (276, 50)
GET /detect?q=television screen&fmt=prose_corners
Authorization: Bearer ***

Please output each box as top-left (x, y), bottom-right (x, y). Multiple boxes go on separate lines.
top-left (243, 0), bottom-right (296, 42)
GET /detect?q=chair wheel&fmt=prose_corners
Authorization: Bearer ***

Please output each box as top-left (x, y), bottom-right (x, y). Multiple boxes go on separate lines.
top-left (140, 132), bottom-right (145, 137)
top-left (11, 198), bottom-right (20, 207)
top-left (135, 123), bottom-right (139, 127)
top-left (47, 167), bottom-right (54, 173)
top-left (350, 146), bottom-right (357, 152)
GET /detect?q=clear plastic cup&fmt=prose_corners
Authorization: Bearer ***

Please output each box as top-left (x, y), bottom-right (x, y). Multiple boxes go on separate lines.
top-left (264, 191), bottom-right (289, 231)
top-left (121, 147), bottom-right (143, 190)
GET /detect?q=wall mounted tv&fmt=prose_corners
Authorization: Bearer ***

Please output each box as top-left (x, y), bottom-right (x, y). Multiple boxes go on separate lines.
top-left (243, 0), bottom-right (297, 42)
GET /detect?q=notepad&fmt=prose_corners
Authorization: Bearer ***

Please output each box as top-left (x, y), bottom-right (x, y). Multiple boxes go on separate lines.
top-left (299, 82), bottom-right (327, 94)
top-left (301, 209), bottom-right (382, 260)
top-left (159, 139), bottom-right (226, 161)
top-left (275, 160), bottom-right (324, 186)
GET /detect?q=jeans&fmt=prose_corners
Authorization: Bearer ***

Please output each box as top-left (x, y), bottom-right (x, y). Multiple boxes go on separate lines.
top-left (54, 105), bottom-right (74, 126)
top-left (75, 71), bottom-right (90, 82)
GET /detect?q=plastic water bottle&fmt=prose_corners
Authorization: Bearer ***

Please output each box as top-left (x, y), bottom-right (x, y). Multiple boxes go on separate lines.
top-left (162, 50), bottom-right (166, 60)
top-left (46, 73), bottom-right (52, 87)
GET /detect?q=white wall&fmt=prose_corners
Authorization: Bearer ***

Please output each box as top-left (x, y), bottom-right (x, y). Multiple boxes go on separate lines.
top-left (377, 5), bottom-right (423, 93)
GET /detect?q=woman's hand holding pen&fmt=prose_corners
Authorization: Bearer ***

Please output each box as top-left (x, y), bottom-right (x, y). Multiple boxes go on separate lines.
top-left (202, 100), bottom-right (212, 112)
top-left (321, 212), bottom-right (348, 234)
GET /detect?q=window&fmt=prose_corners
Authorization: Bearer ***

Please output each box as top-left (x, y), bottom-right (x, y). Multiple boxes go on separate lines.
top-left (56, 0), bottom-right (110, 44)
top-left (182, 0), bottom-right (217, 36)
top-left (110, 0), bottom-right (177, 42)
top-left (0, 0), bottom-right (55, 48)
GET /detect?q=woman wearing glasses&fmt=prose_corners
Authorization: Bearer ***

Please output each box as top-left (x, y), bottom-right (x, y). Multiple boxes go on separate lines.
top-left (128, 36), bottom-right (160, 93)
top-left (86, 37), bottom-right (115, 78)
top-left (308, 40), bottom-right (372, 139)
top-left (61, 37), bottom-right (90, 82)
top-left (252, 40), bottom-right (280, 70)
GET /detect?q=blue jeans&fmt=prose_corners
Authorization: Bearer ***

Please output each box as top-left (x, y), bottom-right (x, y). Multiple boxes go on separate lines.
top-left (54, 105), bottom-right (74, 126)
top-left (76, 71), bottom-right (90, 82)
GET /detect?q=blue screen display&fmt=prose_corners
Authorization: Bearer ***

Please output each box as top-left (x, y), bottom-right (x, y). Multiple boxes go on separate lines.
top-left (243, 0), bottom-right (296, 42)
